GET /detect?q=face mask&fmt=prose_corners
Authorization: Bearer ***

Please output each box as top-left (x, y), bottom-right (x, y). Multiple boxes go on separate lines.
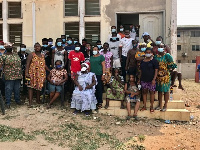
top-left (74, 41), bottom-right (78, 44)
top-left (111, 29), bottom-right (116, 33)
top-left (145, 54), bottom-right (152, 57)
top-left (120, 28), bottom-right (124, 32)
top-left (125, 34), bottom-right (130, 38)
top-left (155, 41), bottom-right (161, 45)
top-left (6, 48), bottom-right (12, 52)
top-left (43, 44), bottom-right (48, 48)
top-left (158, 48), bottom-right (164, 52)
top-left (75, 47), bottom-right (80, 51)
top-left (56, 65), bottom-right (62, 69)
top-left (93, 51), bottom-right (98, 55)
top-left (21, 48), bottom-right (26, 51)
top-left (112, 37), bottom-right (117, 41)
top-left (97, 45), bottom-right (102, 49)
top-left (62, 39), bottom-right (66, 42)
top-left (81, 67), bottom-right (87, 72)
top-left (132, 28), bottom-right (136, 33)
top-left (67, 40), bottom-right (72, 45)
top-left (0, 45), bottom-right (4, 49)
top-left (57, 42), bottom-right (62, 47)
top-left (48, 42), bottom-right (53, 45)
top-left (141, 48), bottom-right (146, 52)
top-left (133, 44), bottom-right (137, 48)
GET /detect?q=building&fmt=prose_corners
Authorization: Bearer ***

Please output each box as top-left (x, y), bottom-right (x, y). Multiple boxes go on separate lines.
top-left (177, 25), bottom-right (200, 63)
top-left (0, 0), bottom-right (177, 60)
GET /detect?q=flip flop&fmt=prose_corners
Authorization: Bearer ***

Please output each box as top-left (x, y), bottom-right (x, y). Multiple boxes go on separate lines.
top-left (140, 107), bottom-right (147, 111)
top-left (150, 107), bottom-right (154, 113)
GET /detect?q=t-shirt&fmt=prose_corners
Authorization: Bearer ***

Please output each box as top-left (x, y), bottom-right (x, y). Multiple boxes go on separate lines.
top-left (68, 50), bottom-right (85, 73)
top-left (108, 41), bottom-right (120, 59)
top-left (41, 46), bottom-right (52, 67)
top-left (119, 37), bottom-right (134, 57)
top-left (126, 49), bottom-right (137, 68)
top-left (99, 50), bottom-right (113, 68)
top-left (140, 58), bottom-right (159, 82)
top-left (65, 45), bottom-right (75, 54)
top-left (198, 64), bottom-right (200, 72)
top-left (108, 34), bottom-right (121, 42)
top-left (90, 55), bottom-right (105, 75)
top-left (50, 68), bottom-right (67, 82)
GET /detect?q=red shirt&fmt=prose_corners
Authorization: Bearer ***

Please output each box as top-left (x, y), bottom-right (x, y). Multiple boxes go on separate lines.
top-left (68, 50), bottom-right (85, 73)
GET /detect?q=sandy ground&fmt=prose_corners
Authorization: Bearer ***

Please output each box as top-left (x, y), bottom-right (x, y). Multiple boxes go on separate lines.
top-left (0, 79), bottom-right (200, 150)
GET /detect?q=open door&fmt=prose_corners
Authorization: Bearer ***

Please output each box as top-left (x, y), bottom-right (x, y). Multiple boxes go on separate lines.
top-left (139, 13), bottom-right (163, 41)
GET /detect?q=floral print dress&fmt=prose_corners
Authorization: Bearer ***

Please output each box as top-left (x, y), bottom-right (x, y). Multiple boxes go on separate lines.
top-left (28, 52), bottom-right (46, 91)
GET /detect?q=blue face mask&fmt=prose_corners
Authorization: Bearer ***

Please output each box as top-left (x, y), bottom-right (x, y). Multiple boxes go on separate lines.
top-left (141, 48), bottom-right (146, 52)
top-left (57, 42), bottom-right (62, 47)
top-left (67, 40), bottom-right (72, 45)
top-left (158, 48), bottom-right (164, 52)
top-left (93, 51), bottom-right (98, 55)
top-left (43, 45), bottom-right (48, 48)
top-left (112, 37), bottom-right (117, 41)
top-left (74, 41), bottom-right (78, 44)
top-left (48, 42), bottom-right (53, 45)
top-left (0, 45), bottom-right (4, 49)
top-left (111, 29), bottom-right (116, 33)
top-left (155, 41), bottom-right (161, 45)
top-left (56, 65), bottom-right (62, 69)
top-left (97, 45), bottom-right (102, 49)
top-left (21, 48), bottom-right (26, 51)
top-left (62, 44), bottom-right (66, 47)
top-left (62, 39), bottom-right (66, 42)
top-left (75, 47), bottom-right (80, 51)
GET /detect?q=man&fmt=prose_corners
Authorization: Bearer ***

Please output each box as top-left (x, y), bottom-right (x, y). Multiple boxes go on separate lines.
top-left (48, 38), bottom-right (53, 47)
top-left (108, 26), bottom-right (121, 41)
top-left (119, 30), bottom-right (134, 81)
top-left (80, 38), bottom-right (87, 57)
top-left (96, 40), bottom-right (103, 50)
top-left (65, 37), bottom-right (75, 54)
top-left (118, 25), bottom-right (125, 39)
top-left (108, 32), bottom-right (121, 71)
top-left (197, 64), bottom-right (200, 82)
top-left (41, 38), bottom-right (52, 71)
top-left (61, 35), bottom-right (67, 47)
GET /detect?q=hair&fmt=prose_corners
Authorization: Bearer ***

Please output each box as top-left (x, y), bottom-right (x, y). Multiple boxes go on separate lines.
top-left (103, 42), bottom-right (109, 46)
top-left (48, 38), bottom-right (53, 41)
top-left (93, 45), bottom-right (99, 49)
top-left (55, 60), bottom-right (62, 65)
top-left (82, 38), bottom-right (87, 42)
top-left (34, 42), bottom-right (41, 47)
top-left (74, 37), bottom-right (79, 41)
top-left (42, 38), bottom-right (48, 42)
top-left (111, 26), bottom-right (116, 29)
top-left (75, 42), bottom-right (81, 47)
top-left (20, 44), bottom-right (26, 48)
top-left (145, 47), bottom-right (153, 52)
top-left (61, 35), bottom-right (66, 38)
top-left (156, 36), bottom-right (163, 41)
top-left (67, 37), bottom-right (72, 40)
top-left (86, 42), bottom-right (91, 45)
top-left (56, 38), bottom-right (62, 43)
top-left (112, 32), bottom-right (117, 36)
top-left (96, 40), bottom-right (101, 44)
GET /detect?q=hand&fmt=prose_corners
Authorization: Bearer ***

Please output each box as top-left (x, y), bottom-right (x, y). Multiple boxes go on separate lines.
top-left (85, 85), bottom-right (91, 89)
top-left (112, 89), bottom-right (117, 95)
top-left (148, 35), bottom-right (152, 40)
top-left (57, 81), bottom-right (62, 85)
top-left (78, 85), bottom-right (83, 91)
top-left (152, 79), bottom-right (156, 86)
top-left (130, 92), bottom-right (135, 97)
top-left (50, 80), bottom-right (54, 85)
top-left (101, 75), bottom-right (105, 81)
top-left (137, 80), bottom-right (140, 85)
top-left (25, 73), bottom-right (30, 78)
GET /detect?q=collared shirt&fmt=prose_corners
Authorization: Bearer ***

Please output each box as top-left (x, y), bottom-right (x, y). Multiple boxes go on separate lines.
top-left (119, 37), bottom-right (134, 57)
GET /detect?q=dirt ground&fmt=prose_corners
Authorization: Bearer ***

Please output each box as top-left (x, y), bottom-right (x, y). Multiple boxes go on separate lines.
top-left (0, 79), bottom-right (200, 150)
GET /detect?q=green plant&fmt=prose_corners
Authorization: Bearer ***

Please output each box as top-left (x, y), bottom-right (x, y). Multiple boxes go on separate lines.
top-left (138, 134), bottom-right (145, 142)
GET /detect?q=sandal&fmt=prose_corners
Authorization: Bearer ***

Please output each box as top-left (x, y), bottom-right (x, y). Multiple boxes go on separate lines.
top-left (133, 115), bottom-right (139, 121)
top-left (160, 107), bottom-right (167, 112)
top-left (46, 104), bottom-right (51, 109)
top-left (126, 116), bottom-right (131, 120)
top-left (155, 106), bottom-right (161, 110)
top-left (97, 104), bottom-right (102, 109)
top-left (150, 107), bottom-right (154, 113)
top-left (140, 107), bottom-right (147, 111)
top-left (104, 104), bottom-right (109, 109)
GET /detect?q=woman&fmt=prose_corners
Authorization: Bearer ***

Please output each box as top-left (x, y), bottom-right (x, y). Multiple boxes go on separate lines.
top-left (47, 60), bottom-right (68, 108)
top-left (52, 38), bottom-right (67, 68)
top-left (18, 44), bottom-right (29, 98)
top-left (154, 43), bottom-right (177, 111)
top-left (0, 43), bottom-right (22, 108)
top-left (153, 36), bottom-right (171, 55)
top-left (99, 42), bottom-right (113, 85)
top-left (90, 46), bottom-right (105, 109)
top-left (25, 43), bottom-right (50, 107)
top-left (71, 63), bottom-right (97, 115)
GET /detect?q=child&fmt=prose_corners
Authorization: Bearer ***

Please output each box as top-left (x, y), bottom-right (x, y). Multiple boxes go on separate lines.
top-left (125, 75), bottom-right (140, 120)
top-left (140, 48), bottom-right (158, 112)
top-left (105, 68), bottom-right (124, 109)
top-left (47, 60), bottom-right (68, 108)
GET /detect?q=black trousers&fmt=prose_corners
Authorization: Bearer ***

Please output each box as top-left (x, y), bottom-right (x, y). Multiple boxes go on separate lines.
top-left (95, 75), bottom-right (103, 104)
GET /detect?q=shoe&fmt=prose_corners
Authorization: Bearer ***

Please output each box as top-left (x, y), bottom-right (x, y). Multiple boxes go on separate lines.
top-left (5, 104), bottom-right (10, 109)
top-left (73, 110), bottom-right (78, 115)
top-left (85, 111), bottom-right (90, 116)
top-left (133, 115), bottom-right (139, 121)
top-left (16, 101), bottom-right (22, 105)
top-left (126, 116), bottom-right (131, 120)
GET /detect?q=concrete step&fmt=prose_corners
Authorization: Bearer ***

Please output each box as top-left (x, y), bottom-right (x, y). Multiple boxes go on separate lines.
top-left (98, 107), bottom-right (190, 121)
top-left (102, 100), bottom-right (186, 109)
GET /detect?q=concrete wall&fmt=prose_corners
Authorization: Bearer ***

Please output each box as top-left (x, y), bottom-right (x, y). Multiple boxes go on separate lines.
top-left (177, 63), bottom-right (196, 79)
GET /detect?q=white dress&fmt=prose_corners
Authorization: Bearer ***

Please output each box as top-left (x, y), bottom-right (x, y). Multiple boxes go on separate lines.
top-left (71, 72), bottom-right (97, 111)
top-left (54, 48), bottom-right (65, 67)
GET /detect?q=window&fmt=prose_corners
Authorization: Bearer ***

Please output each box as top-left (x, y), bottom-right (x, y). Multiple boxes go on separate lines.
top-left (85, 22), bottom-right (100, 45)
top-left (192, 60), bottom-right (196, 63)
top-left (177, 31), bottom-right (180, 37)
top-left (65, 0), bottom-right (78, 16)
top-left (9, 24), bottom-right (22, 46)
top-left (178, 60), bottom-right (181, 63)
top-left (8, 2), bottom-right (21, 18)
top-left (191, 31), bottom-right (200, 37)
top-left (177, 45), bottom-right (181, 51)
top-left (192, 45), bottom-right (200, 51)
top-left (0, 3), bottom-right (2, 19)
top-left (65, 22), bottom-right (79, 38)
top-left (85, 0), bottom-right (100, 16)
top-left (196, 45), bottom-right (200, 51)
top-left (0, 24), bottom-right (2, 41)
top-left (192, 45), bottom-right (195, 51)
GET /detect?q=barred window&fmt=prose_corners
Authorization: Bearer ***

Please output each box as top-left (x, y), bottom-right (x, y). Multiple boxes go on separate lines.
top-left (191, 31), bottom-right (200, 37)
top-left (9, 24), bottom-right (22, 46)
top-left (65, 22), bottom-right (79, 38)
top-left (0, 3), bottom-right (2, 19)
top-left (0, 24), bottom-right (2, 41)
top-left (85, 0), bottom-right (100, 16)
top-left (8, 2), bottom-right (21, 18)
top-left (65, 0), bottom-right (78, 16)
top-left (85, 22), bottom-right (100, 45)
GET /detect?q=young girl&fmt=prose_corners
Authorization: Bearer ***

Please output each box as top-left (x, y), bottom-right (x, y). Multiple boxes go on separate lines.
top-left (105, 68), bottom-right (124, 109)
top-left (154, 43), bottom-right (177, 111)
top-left (140, 48), bottom-right (158, 112)
top-left (47, 60), bottom-right (68, 109)
top-left (99, 42), bottom-right (113, 85)
top-left (125, 75), bottom-right (140, 120)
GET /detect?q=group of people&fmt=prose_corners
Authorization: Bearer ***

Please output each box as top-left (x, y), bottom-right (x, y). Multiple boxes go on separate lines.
top-left (0, 25), bottom-right (180, 120)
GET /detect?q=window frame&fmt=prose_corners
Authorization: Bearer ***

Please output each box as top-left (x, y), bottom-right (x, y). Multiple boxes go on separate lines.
top-left (8, 1), bottom-right (22, 19)
top-left (64, 22), bottom-right (80, 39)
top-left (64, 0), bottom-right (79, 17)
top-left (177, 45), bottom-right (181, 51)
top-left (85, 0), bottom-right (101, 16)
top-left (85, 21), bottom-right (100, 45)
top-left (8, 23), bottom-right (23, 47)
top-left (191, 31), bottom-right (200, 37)
top-left (177, 31), bottom-right (180, 37)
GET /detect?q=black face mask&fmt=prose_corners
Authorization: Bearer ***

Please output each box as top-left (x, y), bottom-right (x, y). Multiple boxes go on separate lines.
top-left (6, 48), bottom-right (12, 52)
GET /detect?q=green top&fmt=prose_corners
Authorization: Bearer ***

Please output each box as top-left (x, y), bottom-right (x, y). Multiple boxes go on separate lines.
top-left (90, 55), bottom-right (105, 75)
top-left (0, 54), bottom-right (22, 80)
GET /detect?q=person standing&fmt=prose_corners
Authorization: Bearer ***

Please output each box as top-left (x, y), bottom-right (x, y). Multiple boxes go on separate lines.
top-left (119, 30), bottom-right (134, 82)
top-left (0, 43), bottom-right (22, 108)
top-left (90, 46), bottom-right (105, 109)
top-left (118, 25), bottom-right (125, 39)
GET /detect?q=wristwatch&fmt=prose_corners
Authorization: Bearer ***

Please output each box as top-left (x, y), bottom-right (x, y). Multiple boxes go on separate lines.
top-left (103, 74), bottom-right (105, 76)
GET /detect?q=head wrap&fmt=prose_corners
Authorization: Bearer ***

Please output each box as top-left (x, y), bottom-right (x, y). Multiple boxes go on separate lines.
top-left (141, 32), bottom-right (149, 39)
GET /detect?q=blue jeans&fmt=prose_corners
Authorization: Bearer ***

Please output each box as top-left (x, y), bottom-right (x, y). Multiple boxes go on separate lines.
top-left (95, 75), bottom-right (103, 104)
top-left (5, 80), bottom-right (21, 105)
top-left (121, 55), bottom-right (127, 82)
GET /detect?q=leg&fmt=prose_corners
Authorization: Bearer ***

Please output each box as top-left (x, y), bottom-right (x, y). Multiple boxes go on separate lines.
top-left (28, 88), bottom-right (33, 106)
top-left (95, 75), bottom-right (103, 107)
top-left (5, 80), bottom-right (14, 107)
top-left (133, 101), bottom-right (140, 116)
top-left (104, 98), bottom-right (109, 109)
top-left (121, 56), bottom-right (127, 82)
top-left (162, 92), bottom-right (169, 111)
top-left (120, 100), bottom-right (125, 109)
top-left (177, 73), bottom-right (184, 90)
top-left (170, 71), bottom-right (177, 86)
top-left (36, 90), bottom-right (41, 104)
top-left (0, 91), bottom-right (5, 115)
top-left (150, 91), bottom-right (155, 112)
top-left (126, 102), bottom-right (131, 116)
top-left (13, 79), bottom-right (21, 104)
top-left (49, 92), bottom-right (60, 105)
top-left (141, 89), bottom-right (148, 110)
top-left (156, 92), bottom-right (163, 110)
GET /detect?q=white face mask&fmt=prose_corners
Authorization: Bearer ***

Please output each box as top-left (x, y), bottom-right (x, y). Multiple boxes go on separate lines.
top-left (120, 28), bottom-right (124, 32)
top-left (81, 67), bottom-right (87, 72)
top-left (145, 54), bottom-right (152, 57)
top-left (111, 29), bottom-right (116, 32)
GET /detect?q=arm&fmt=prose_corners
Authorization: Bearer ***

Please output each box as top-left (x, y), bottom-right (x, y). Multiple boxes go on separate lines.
top-left (119, 47), bottom-right (122, 62)
top-left (126, 51), bottom-right (130, 70)
top-left (136, 56), bottom-right (145, 61)
top-left (110, 55), bottom-right (113, 71)
top-left (58, 72), bottom-right (68, 85)
top-left (25, 53), bottom-right (33, 78)
top-left (68, 59), bottom-right (71, 74)
top-left (51, 50), bottom-right (55, 68)
top-left (101, 61), bottom-right (105, 80)
top-left (152, 69), bottom-right (158, 85)
top-left (85, 75), bottom-right (96, 89)
top-left (74, 74), bottom-right (83, 91)
top-left (124, 83), bottom-right (131, 95)
top-left (45, 65), bottom-right (51, 72)
top-left (64, 51), bottom-right (68, 68)
top-left (47, 72), bottom-right (53, 84)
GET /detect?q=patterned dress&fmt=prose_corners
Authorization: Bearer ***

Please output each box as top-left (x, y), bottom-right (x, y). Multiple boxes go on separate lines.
top-left (28, 52), bottom-right (46, 91)
top-left (154, 53), bottom-right (177, 92)
top-left (106, 76), bottom-right (124, 100)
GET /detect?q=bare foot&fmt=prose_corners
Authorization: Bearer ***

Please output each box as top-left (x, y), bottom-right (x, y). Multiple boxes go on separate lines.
top-left (178, 85), bottom-right (184, 90)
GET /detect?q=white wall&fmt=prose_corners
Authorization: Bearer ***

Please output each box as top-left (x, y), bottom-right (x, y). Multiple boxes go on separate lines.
top-left (177, 63), bottom-right (196, 79)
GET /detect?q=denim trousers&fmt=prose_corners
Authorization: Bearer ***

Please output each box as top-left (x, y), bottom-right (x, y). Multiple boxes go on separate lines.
top-left (95, 75), bottom-right (103, 104)
top-left (5, 79), bottom-right (21, 105)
